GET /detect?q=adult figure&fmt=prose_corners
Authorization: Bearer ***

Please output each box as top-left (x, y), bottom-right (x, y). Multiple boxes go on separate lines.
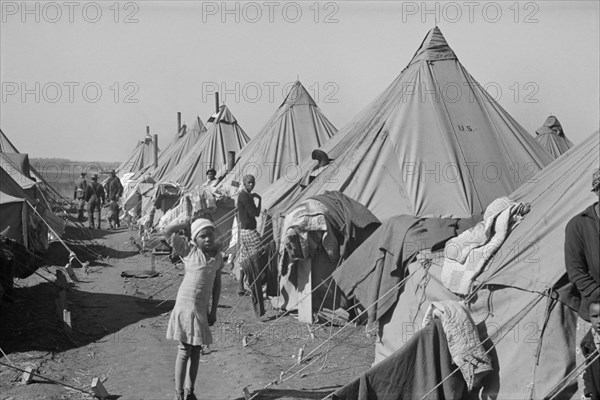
top-left (73, 172), bottom-right (88, 221)
top-left (235, 175), bottom-right (262, 295)
top-left (84, 174), bottom-right (106, 229)
top-left (565, 168), bottom-right (600, 320)
top-left (306, 149), bottom-right (333, 185)
top-left (105, 169), bottom-right (123, 201)
top-left (204, 169), bottom-right (217, 187)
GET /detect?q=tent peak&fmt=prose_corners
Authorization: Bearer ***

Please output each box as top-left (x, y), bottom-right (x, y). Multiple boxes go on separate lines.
top-left (282, 80), bottom-right (317, 107)
top-left (207, 104), bottom-right (238, 125)
top-left (536, 115), bottom-right (565, 137)
top-left (408, 26), bottom-right (456, 66)
top-left (0, 129), bottom-right (20, 153)
top-left (190, 116), bottom-right (207, 135)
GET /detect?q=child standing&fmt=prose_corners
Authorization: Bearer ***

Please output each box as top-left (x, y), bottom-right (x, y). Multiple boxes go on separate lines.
top-left (581, 300), bottom-right (600, 400)
top-left (162, 218), bottom-right (222, 400)
top-left (107, 198), bottom-right (121, 229)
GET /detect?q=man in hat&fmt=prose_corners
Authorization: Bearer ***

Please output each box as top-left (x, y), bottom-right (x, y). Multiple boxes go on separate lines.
top-left (565, 168), bottom-right (600, 321)
top-left (84, 174), bottom-right (106, 229)
top-left (105, 169), bottom-right (123, 227)
top-left (73, 171), bottom-right (88, 221)
top-left (105, 169), bottom-right (123, 202)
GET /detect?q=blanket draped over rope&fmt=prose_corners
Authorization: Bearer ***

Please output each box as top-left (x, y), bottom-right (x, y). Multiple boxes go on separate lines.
top-left (421, 300), bottom-right (493, 390)
top-left (332, 214), bottom-right (481, 325)
top-left (332, 318), bottom-right (468, 400)
top-left (441, 197), bottom-right (530, 295)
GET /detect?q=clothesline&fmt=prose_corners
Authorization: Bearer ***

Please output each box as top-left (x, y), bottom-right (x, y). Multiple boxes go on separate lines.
top-left (543, 347), bottom-right (600, 400)
top-left (247, 263), bottom-right (427, 400)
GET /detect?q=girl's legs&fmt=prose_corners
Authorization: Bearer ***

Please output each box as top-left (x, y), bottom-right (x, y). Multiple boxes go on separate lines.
top-left (185, 345), bottom-right (202, 396)
top-left (176, 342), bottom-right (202, 398)
top-left (175, 342), bottom-right (190, 397)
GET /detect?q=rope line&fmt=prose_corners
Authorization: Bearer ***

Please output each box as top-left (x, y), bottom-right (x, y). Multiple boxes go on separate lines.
top-left (416, 293), bottom-right (544, 400)
top-left (248, 264), bottom-right (425, 400)
top-left (0, 360), bottom-right (92, 396)
top-left (543, 347), bottom-right (600, 400)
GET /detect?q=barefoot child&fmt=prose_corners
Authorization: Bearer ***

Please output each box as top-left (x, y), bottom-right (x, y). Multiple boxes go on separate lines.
top-left (106, 198), bottom-right (121, 229)
top-left (581, 300), bottom-right (600, 400)
top-left (161, 218), bottom-right (222, 400)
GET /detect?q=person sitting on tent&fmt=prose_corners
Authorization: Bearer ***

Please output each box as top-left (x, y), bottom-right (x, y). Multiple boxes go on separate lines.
top-left (105, 169), bottom-right (124, 201)
top-left (85, 174), bottom-right (106, 229)
top-left (305, 149), bottom-right (333, 186)
top-left (73, 171), bottom-right (88, 221)
top-left (565, 168), bottom-right (600, 321)
top-left (235, 175), bottom-right (262, 296)
top-left (581, 300), bottom-right (600, 400)
top-left (204, 169), bottom-right (217, 187)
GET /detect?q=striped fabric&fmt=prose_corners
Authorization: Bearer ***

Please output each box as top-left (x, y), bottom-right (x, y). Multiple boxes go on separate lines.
top-left (238, 229), bottom-right (262, 262)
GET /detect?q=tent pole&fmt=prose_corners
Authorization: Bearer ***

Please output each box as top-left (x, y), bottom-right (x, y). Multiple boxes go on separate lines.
top-left (153, 134), bottom-right (158, 168)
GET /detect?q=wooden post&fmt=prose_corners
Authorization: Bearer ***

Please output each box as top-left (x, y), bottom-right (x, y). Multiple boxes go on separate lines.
top-left (297, 258), bottom-right (313, 323)
top-left (177, 112), bottom-right (181, 133)
top-left (58, 289), bottom-right (67, 307)
top-left (64, 262), bottom-right (78, 282)
top-left (153, 134), bottom-right (159, 168)
top-left (215, 92), bottom-right (219, 113)
top-left (21, 366), bottom-right (35, 384)
top-left (63, 309), bottom-right (72, 333)
top-left (55, 269), bottom-right (68, 289)
top-left (91, 377), bottom-right (110, 399)
top-left (243, 387), bottom-right (251, 400)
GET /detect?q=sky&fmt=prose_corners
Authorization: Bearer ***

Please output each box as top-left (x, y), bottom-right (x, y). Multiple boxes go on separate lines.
top-left (1, 1), bottom-right (599, 162)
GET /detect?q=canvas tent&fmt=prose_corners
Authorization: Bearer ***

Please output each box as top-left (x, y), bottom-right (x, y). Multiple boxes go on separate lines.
top-left (0, 128), bottom-right (19, 153)
top-left (0, 165), bottom-right (48, 253)
top-left (260, 27), bottom-right (553, 231)
top-left (0, 152), bottom-right (37, 197)
top-left (273, 191), bottom-right (381, 322)
top-left (218, 81), bottom-right (337, 195)
top-left (535, 115), bottom-right (574, 158)
top-left (160, 105), bottom-right (250, 190)
top-left (117, 133), bottom-right (157, 178)
top-left (137, 119), bottom-right (206, 183)
top-left (0, 152), bottom-right (66, 238)
top-left (0, 129), bottom-right (66, 208)
top-left (334, 131), bottom-right (598, 399)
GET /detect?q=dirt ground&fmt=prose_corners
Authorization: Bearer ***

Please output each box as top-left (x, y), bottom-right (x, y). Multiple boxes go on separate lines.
top-left (0, 217), bottom-right (375, 400)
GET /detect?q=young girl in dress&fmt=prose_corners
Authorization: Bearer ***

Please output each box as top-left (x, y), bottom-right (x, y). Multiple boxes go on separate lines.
top-left (162, 218), bottom-right (223, 400)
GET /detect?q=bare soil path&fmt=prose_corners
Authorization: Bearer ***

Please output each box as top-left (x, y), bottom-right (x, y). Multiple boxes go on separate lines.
top-left (1, 222), bottom-right (374, 400)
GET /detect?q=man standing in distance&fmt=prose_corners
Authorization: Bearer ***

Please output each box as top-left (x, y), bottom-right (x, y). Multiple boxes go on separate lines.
top-left (105, 169), bottom-right (123, 227)
top-left (73, 171), bottom-right (88, 221)
top-left (105, 169), bottom-right (124, 201)
top-left (85, 174), bottom-right (106, 229)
